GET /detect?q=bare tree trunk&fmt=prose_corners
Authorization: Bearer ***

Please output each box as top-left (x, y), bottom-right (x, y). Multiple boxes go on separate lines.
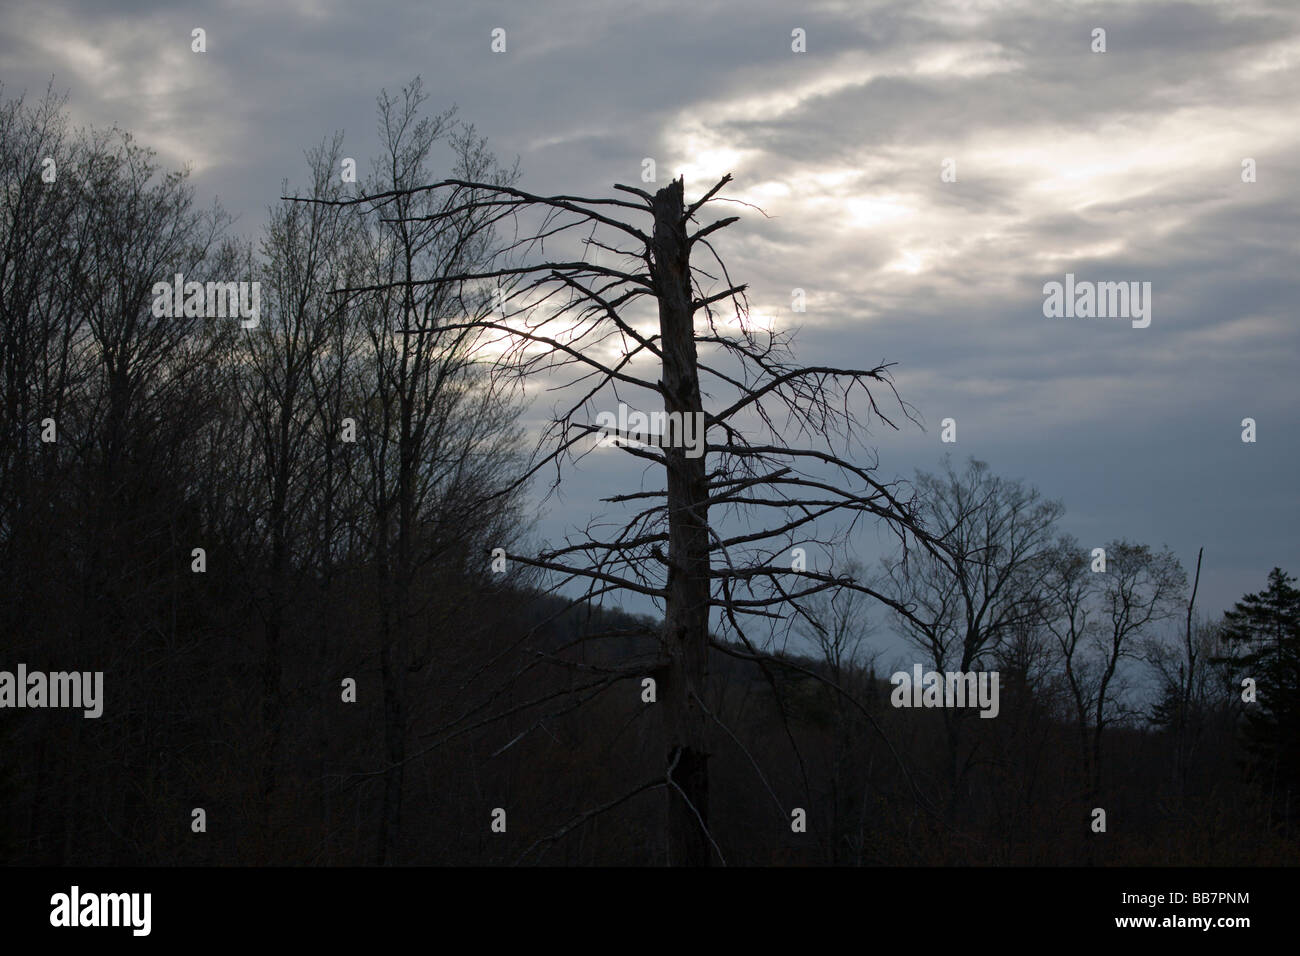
top-left (262, 431), bottom-right (289, 803)
top-left (378, 605), bottom-right (406, 865)
top-left (373, 488), bottom-right (407, 865)
top-left (1177, 547), bottom-right (1203, 800)
top-left (653, 179), bottom-right (712, 866)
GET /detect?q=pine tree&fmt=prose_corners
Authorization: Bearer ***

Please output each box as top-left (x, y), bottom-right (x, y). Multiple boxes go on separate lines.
top-left (1215, 568), bottom-right (1300, 822)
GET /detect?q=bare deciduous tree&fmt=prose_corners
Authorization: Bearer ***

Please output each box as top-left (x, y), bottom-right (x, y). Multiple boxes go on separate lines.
top-left (1044, 536), bottom-right (1186, 796)
top-left (882, 456), bottom-right (1063, 817)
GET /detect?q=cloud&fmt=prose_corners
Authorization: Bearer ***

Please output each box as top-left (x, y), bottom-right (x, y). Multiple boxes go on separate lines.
top-left (2, 0), bottom-right (1296, 622)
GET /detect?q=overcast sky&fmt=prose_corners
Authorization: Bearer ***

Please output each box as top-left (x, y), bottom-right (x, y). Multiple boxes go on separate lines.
top-left (3, 0), bottom-right (1297, 654)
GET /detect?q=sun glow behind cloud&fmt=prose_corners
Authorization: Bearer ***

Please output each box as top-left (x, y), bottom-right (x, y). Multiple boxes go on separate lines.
top-left (2, 0), bottom-right (1293, 618)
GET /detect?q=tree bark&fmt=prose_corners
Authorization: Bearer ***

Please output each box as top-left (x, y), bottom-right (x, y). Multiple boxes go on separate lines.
top-left (652, 179), bottom-right (712, 866)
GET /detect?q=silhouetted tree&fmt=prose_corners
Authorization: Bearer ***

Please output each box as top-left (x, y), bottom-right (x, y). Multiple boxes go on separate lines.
top-left (305, 167), bottom-right (942, 865)
top-left (1214, 567), bottom-right (1300, 826)
top-left (882, 456), bottom-right (1063, 818)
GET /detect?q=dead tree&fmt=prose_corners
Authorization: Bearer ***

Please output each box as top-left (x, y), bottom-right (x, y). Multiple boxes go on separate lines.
top-left (299, 170), bottom-right (940, 865)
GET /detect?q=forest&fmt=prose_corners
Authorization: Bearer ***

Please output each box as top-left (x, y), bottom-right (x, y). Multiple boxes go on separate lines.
top-left (2, 80), bottom-right (1297, 866)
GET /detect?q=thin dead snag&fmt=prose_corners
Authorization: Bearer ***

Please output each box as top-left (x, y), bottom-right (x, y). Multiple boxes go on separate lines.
top-left (295, 172), bottom-right (939, 865)
top-left (652, 179), bottom-right (712, 866)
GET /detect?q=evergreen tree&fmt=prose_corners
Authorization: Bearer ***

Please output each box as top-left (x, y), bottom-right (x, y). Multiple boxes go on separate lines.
top-left (1215, 568), bottom-right (1300, 821)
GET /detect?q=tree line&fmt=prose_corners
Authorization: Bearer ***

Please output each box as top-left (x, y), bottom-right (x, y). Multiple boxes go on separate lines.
top-left (1, 79), bottom-right (1295, 864)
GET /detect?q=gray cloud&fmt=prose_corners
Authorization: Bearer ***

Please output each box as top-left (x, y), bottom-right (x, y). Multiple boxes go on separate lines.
top-left (3, 0), bottom-right (1296, 631)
